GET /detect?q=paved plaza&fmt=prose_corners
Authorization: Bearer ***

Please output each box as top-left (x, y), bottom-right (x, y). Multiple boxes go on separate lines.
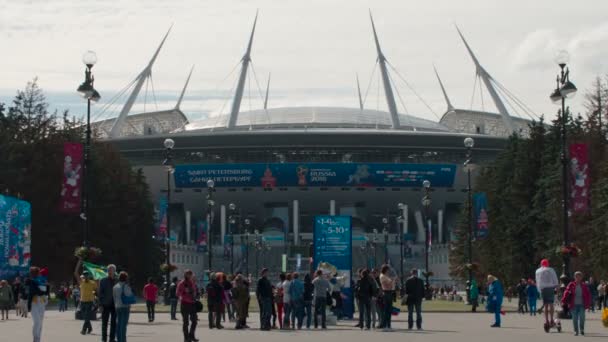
top-left (2, 310), bottom-right (607, 341)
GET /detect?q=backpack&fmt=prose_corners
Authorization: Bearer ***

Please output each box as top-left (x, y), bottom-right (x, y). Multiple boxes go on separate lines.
top-left (121, 284), bottom-right (136, 305)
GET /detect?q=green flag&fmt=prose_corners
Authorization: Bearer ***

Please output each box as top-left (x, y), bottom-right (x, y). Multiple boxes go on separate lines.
top-left (83, 261), bottom-right (108, 280)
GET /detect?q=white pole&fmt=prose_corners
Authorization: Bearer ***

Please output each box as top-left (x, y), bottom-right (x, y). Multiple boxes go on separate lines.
top-left (437, 209), bottom-right (444, 244)
top-left (330, 200), bottom-right (336, 216)
top-left (293, 200), bottom-right (300, 245)
top-left (220, 205), bottom-right (226, 247)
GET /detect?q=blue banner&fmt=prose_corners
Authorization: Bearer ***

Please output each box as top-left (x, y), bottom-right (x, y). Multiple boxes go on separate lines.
top-left (0, 195), bottom-right (32, 279)
top-left (157, 195), bottom-right (168, 238)
top-left (473, 192), bottom-right (489, 239)
top-left (174, 163), bottom-right (456, 188)
top-left (313, 215), bottom-right (353, 318)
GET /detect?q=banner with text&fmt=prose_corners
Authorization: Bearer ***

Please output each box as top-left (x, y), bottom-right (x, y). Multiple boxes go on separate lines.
top-left (59, 142), bottom-right (83, 213)
top-left (0, 195), bottom-right (32, 279)
top-left (174, 163), bottom-right (456, 188)
top-left (570, 143), bottom-right (589, 213)
top-left (313, 215), bottom-right (353, 318)
top-left (473, 192), bottom-right (489, 239)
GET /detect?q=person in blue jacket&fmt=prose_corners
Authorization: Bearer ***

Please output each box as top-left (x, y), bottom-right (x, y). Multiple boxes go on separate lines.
top-left (487, 275), bottom-right (504, 327)
top-left (526, 279), bottom-right (540, 316)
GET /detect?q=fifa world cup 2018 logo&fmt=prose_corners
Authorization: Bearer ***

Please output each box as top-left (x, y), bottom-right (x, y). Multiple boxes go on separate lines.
top-left (296, 165), bottom-right (308, 186)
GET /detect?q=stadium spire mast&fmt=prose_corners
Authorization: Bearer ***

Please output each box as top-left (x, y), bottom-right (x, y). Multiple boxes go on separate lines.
top-left (370, 11), bottom-right (399, 129)
top-left (264, 72), bottom-right (271, 110)
top-left (356, 73), bottom-right (364, 110)
top-left (433, 65), bottom-right (454, 112)
top-left (109, 25), bottom-right (172, 138)
top-left (228, 11), bottom-right (258, 129)
top-left (455, 25), bottom-right (515, 134)
top-left (175, 65), bottom-right (194, 110)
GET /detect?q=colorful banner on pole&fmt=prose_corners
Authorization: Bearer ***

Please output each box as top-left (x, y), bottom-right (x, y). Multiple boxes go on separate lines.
top-left (0, 195), bottom-right (32, 279)
top-left (174, 163), bottom-right (457, 188)
top-left (570, 143), bottom-right (589, 213)
top-left (59, 142), bottom-right (83, 213)
top-left (473, 192), bottom-right (489, 239)
top-left (196, 220), bottom-right (208, 253)
top-left (158, 195), bottom-right (168, 237)
top-left (313, 215), bottom-right (354, 318)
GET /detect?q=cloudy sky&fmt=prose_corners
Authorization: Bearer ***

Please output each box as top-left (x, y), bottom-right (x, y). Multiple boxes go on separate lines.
top-left (1, 0), bottom-right (607, 124)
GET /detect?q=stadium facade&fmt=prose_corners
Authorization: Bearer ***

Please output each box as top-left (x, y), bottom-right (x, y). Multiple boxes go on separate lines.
top-left (97, 15), bottom-right (533, 284)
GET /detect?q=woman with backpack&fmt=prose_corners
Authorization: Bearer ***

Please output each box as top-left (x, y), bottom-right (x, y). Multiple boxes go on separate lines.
top-left (113, 271), bottom-right (134, 342)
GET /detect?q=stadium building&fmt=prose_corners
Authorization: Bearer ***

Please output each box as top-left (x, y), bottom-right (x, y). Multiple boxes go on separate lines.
top-left (96, 15), bottom-right (535, 283)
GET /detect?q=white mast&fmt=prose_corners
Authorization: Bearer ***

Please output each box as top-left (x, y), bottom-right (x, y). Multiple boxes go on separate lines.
top-left (433, 65), bottom-right (454, 112)
top-left (263, 72), bottom-right (271, 110)
top-left (456, 26), bottom-right (515, 134)
top-left (175, 65), bottom-right (194, 111)
top-left (369, 12), bottom-right (399, 129)
top-left (227, 12), bottom-right (258, 129)
top-left (109, 26), bottom-right (172, 138)
top-left (356, 73), bottom-right (364, 110)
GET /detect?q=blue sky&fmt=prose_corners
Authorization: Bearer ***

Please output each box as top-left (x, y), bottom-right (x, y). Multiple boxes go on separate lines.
top-left (1, 0), bottom-right (607, 124)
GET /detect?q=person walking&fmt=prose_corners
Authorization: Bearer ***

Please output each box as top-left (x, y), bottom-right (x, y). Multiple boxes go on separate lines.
top-left (487, 275), bottom-right (504, 328)
top-left (169, 277), bottom-right (179, 320)
top-left (588, 277), bottom-right (597, 313)
top-left (177, 270), bottom-right (199, 342)
top-left (77, 271), bottom-right (97, 335)
top-left (71, 284), bottom-right (80, 310)
top-left (598, 281), bottom-right (606, 310)
top-left (535, 259), bottom-right (559, 329)
top-left (526, 279), bottom-right (540, 316)
top-left (99, 264), bottom-right (117, 342)
top-left (0, 280), bottom-right (13, 320)
top-left (303, 274), bottom-right (314, 329)
top-left (516, 278), bottom-right (528, 314)
top-left (143, 278), bottom-right (158, 323)
top-left (281, 273), bottom-right (293, 329)
top-left (289, 272), bottom-right (305, 330)
top-left (19, 277), bottom-right (29, 318)
top-left (470, 278), bottom-right (479, 312)
top-left (356, 269), bottom-right (374, 330)
top-left (405, 268), bottom-right (425, 330)
top-left (206, 273), bottom-right (223, 329)
top-left (379, 265), bottom-right (397, 331)
top-left (56, 284), bottom-right (68, 312)
top-left (12, 277), bottom-right (23, 317)
top-left (256, 268), bottom-right (273, 331)
top-left (113, 271), bottom-right (134, 342)
top-left (370, 269), bottom-right (381, 329)
top-left (562, 271), bottom-right (592, 336)
top-left (312, 269), bottom-right (330, 329)
top-left (28, 266), bottom-right (49, 342)
top-left (232, 274), bottom-right (249, 329)
top-left (275, 273), bottom-right (285, 329)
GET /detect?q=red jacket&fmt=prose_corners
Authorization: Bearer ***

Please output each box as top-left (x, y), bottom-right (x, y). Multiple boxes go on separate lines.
top-left (561, 281), bottom-right (591, 309)
top-left (143, 284), bottom-right (158, 301)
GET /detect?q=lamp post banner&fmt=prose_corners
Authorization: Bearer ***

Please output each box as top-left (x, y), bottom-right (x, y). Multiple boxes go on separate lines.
top-left (473, 192), bottom-right (489, 239)
top-left (158, 195), bottom-right (168, 237)
top-left (569, 143), bottom-right (589, 213)
top-left (196, 219), bottom-right (208, 253)
top-left (0, 195), bottom-right (32, 279)
top-left (59, 142), bottom-right (83, 213)
top-left (313, 215), bottom-right (353, 318)
top-left (174, 163), bottom-right (456, 188)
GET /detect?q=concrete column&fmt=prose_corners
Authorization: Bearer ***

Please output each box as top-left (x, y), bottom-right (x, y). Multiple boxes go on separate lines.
top-left (220, 205), bottom-right (226, 247)
top-left (186, 210), bottom-right (191, 243)
top-left (401, 205), bottom-right (408, 235)
top-left (415, 210), bottom-right (425, 244)
top-left (437, 209), bottom-right (444, 244)
top-left (293, 200), bottom-right (300, 245)
top-left (329, 200), bottom-right (336, 215)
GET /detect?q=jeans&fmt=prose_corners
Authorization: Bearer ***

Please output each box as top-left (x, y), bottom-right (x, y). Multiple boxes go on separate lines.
top-left (146, 300), bottom-right (155, 321)
top-left (116, 307), bottom-right (130, 342)
top-left (31, 297), bottom-right (46, 342)
top-left (493, 303), bottom-right (501, 326)
top-left (370, 298), bottom-right (378, 327)
top-left (283, 302), bottom-right (292, 327)
top-left (170, 298), bottom-right (178, 319)
top-left (101, 305), bottom-right (117, 342)
top-left (382, 291), bottom-right (394, 328)
top-left (58, 299), bottom-right (67, 312)
top-left (181, 303), bottom-right (198, 339)
top-left (304, 300), bottom-right (312, 329)
top-left (407, 301), bottom-right (422, 329)
top-left (80, 302), bottom-right (94, 333)
top-left (529, 299), bottom-right (537, 315)
top-left (208, 303), bottom-right (221, 328)
top-left (314, 297), bottom-right (326, 328)
top-left (292, 299), bottom-right (304, 329)
top-left (571, 304), bottom-right (585, 334)
top-left (260, 297), bottom-right (272, 329)
top-left (358, 298), bottom-right (371, 329)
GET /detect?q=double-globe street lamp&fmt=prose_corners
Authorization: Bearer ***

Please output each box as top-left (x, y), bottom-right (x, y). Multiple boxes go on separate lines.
top-left (382, 217), bottom-right (389, 264)
top-left (244, 218), bottom-right (251, 276)
top-left (76, 50), bottom-right (101, 247)
top-left (549, 50), bottom-right (577, 283)
top-left (422, 180), bottom-right (432, 294)
top-left (228, 203), bottom-right (237, 274)
top-left (464, 137), bottom-right (475, 301)
top-left (162, 138), bottom-right (175, 305)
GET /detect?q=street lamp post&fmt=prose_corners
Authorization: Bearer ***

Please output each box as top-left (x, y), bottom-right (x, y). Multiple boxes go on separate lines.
top-left (162, 138), bottom-right (175, 305)
top-left (549, 50), bottom-right (577, 283)
top-left (464, 137), bottom-right (475, 299)
top-left (244, 219), bottom-right (251, 276)
top-left (372, 229), bottom-right (378, 269)
top-left (422, 180), bottom-right (432, 293)
top-left (382, 217), bottom-right (389, 264)
top-left (398, 203), bottom-right (405, 288)
top-left (76, 50), bottom-right (100, 248)
top-left (206, 179), bottom-right (216, 272)
top-left (228, 203), bottom-right (236, 274)
top-left (254, 229), bottom-right (261, 276)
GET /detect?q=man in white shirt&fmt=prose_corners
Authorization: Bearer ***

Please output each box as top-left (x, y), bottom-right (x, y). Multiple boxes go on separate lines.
top-left (535, 259), bottom-right (559, 327)
top-left (281, 274), bottom-right (292, 329)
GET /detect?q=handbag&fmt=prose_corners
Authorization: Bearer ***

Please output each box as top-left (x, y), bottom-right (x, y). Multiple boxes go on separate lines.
top-left (326, 292), bottom-right (332, 306)
top-left (195, 300), bottom-right (203, 313)
top-left (121, 285), bottom-right (137, 305)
